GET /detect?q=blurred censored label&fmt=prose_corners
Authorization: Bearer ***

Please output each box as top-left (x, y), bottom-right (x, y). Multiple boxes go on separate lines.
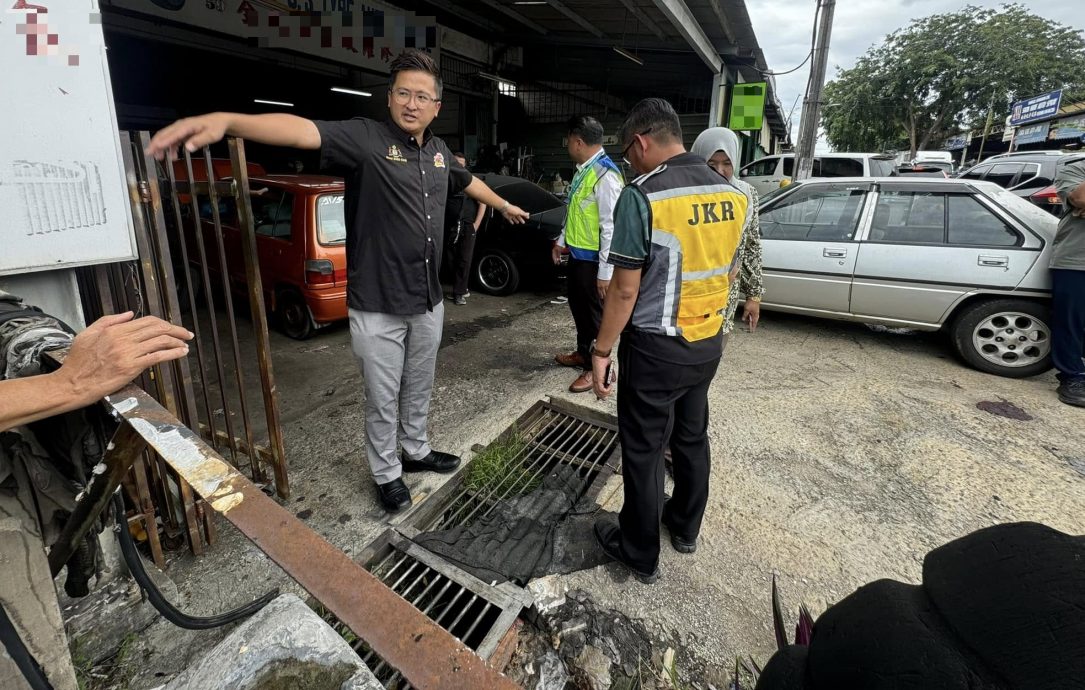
top-left (105, 0), bottom-right (438, 72)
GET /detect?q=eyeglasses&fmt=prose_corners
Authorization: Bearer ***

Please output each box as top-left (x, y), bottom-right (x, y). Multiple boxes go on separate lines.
top-left (621, 127), bottom-right (652, 165)
top-left (390, 88), bottom-right (438, 106)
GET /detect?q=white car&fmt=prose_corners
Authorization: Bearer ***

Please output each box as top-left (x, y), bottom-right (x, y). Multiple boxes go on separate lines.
top-left (740, 153), bottom-right (898, 196)
top-left (756, 177), bottom-right (1058, 378)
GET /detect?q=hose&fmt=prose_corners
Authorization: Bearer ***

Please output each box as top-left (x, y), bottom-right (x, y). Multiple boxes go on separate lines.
top-left (0, 603), bottom-right (54, 690)
top-left (113, 493), bottom-right (277, 629)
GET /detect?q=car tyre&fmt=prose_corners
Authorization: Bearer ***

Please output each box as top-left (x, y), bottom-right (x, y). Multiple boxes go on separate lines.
top-left (473, 248), bottom-right (520, 296)
top-left (275, 289), bottom-right (314, 340)
top-left (950, 298), bottom-right (1053, 378)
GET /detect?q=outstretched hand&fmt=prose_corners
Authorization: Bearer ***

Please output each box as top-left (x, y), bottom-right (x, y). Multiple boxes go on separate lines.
top-left (146, 113), bottom-right (230, 161)
top-left (502, 204), bottom-right (530, 225)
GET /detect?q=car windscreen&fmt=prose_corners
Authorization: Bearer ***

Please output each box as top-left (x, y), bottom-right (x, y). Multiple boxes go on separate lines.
top-left (317, 193), bottom-right (346, 245)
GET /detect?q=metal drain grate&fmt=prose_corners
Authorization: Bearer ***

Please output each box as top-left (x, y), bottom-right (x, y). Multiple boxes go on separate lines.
top-left (406, 398), bottom-right (620, 534)
top-left (325, 531), bottom-right (531, 689)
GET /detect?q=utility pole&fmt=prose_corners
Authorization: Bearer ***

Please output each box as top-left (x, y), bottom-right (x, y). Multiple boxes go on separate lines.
top-left (793, 0), bottom-right (836, 181)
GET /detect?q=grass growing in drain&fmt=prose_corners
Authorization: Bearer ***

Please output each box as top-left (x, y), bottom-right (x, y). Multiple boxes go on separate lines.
top-left (463, 431), bottom-right (539, 497)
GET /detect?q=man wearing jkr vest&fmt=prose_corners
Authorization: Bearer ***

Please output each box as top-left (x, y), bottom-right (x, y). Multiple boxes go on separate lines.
top-left (591, 99), bottom-right (748, 584)
top-left (552, 116), bottom-right (624, 393)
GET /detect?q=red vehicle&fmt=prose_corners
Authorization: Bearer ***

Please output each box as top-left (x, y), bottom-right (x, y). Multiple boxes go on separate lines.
top-left (180, 171), bottom-right (348, 339)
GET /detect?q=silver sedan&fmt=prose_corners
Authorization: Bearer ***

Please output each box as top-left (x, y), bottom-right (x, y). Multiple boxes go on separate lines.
top-left (755, 177), bottom-right (1058, 378)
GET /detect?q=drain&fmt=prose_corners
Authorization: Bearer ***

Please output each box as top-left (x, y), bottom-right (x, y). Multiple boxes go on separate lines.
top-left (406, 398), bottom-right (620, 534)
top-left (323, 531), bottom-right (531, 689)
top-left (329, 398), bottom-right (621, 687)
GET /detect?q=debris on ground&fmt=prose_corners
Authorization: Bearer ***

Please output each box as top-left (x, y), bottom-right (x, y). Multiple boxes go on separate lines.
top-left (506, 589), bottom-right (728, 690)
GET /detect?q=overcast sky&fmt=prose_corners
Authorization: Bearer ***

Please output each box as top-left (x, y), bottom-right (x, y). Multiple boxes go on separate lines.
top-left (745, 0), bottom-right (1084, 150)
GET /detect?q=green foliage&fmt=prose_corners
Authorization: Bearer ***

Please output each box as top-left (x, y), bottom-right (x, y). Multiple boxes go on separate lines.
top-left (822, 4), bottom-right (1085, 155)
top-left (463, 431), bottom-right (538, 497)
top-left (74, 633), bottom-right (138, 690)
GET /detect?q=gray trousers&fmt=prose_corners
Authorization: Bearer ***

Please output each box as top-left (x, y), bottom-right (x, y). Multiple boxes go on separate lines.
top-left (349, 303), bottom-right (443, 484)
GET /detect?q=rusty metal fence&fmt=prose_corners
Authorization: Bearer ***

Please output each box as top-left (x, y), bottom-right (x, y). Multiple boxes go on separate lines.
top-left (76, 131), bottom-right (289, 566)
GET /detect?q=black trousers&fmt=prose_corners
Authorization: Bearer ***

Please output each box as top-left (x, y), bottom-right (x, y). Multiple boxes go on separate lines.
top-left (1052, 268), bottom-right (1085, 382)
top-left (616, 339), bottom-right (722, 572)
top-left (444, 221), bottom-right (477, 298)
top-left (567, 258), bottom-right (603, 365)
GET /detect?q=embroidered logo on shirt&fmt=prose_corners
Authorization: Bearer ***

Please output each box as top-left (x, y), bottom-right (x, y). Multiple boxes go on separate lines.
top-left (433, 152), bottom-right (446, 168)
top-left (386, 144), bottom-right (407, 163)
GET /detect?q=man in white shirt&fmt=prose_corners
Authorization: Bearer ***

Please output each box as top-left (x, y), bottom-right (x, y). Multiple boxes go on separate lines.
top-left (551, 116), bottom-right (624, 392)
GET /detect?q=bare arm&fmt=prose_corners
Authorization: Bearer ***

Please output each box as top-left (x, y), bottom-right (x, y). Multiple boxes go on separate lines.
top-left (146, 112), bottom-right (321, 160)
top-left (473, 202), bottom-right (487, 230)
top-left (591, 266), bottom-right (642, 398)
top-left (464, 177), bottom-right (530, 224)
top-left (0, 313), bottom-right (193, 432)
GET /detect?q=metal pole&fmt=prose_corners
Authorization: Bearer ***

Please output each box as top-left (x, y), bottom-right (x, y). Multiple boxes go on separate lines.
top-left (793, 0), bottom-right (835, 182)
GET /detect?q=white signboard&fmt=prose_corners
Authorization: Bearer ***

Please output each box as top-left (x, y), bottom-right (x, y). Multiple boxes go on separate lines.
top-left (103, 0), bottom-right (438, 73)
top-left (0, 1), bottom-right (136, 275)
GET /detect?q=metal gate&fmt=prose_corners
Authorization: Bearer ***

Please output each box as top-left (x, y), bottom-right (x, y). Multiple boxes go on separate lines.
top-left (77, 131), bottom-right (289, 566)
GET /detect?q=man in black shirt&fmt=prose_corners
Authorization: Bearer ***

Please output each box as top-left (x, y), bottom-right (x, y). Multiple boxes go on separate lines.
top-left (148, 51), bottom-right (529, 513)
top-left (443, 153), bottom-right (486, 305)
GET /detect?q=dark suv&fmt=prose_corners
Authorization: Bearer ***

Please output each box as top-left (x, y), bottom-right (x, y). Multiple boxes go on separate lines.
top-left (958, 152), bottom-right (1085, 215)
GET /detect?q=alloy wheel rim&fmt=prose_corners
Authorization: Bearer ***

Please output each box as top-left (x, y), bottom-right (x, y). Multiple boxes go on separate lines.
top-left (972, 311), bottom-right (1051, 368)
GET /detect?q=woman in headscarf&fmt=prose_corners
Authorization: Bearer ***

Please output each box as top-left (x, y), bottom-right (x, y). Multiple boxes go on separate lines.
top-left (690, 127), bottom-right (764, 333)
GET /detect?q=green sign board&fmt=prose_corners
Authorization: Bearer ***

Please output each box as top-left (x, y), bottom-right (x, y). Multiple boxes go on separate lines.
top-left (728, 82), bottom-right (767, 131)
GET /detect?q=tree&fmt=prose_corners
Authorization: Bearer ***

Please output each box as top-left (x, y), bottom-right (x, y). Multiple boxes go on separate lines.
top-left (822, 4), bottom-right (1085, 156)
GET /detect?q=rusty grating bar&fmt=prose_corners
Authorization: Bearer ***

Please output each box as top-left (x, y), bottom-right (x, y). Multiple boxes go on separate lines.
top-left (328, 530), bottom-right (532, 689)
top-left (93, 381), bottom-right (517, 690)
top-left (403, 397), bottom-right (620, 535)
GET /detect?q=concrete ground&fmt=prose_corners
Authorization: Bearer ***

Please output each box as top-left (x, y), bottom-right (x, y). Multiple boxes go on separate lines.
top-left (111, 285), bottom-right (1085, 687)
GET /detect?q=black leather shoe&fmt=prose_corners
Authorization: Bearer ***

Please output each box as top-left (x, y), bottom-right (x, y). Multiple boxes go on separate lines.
top-left (1057, 379), bottom-right (1085, 408)
top-left (662, 500), bottom-right (697, 554)
top-left (376, 478), bottom-right (412, 513)
top-left (401, 450), bottom-right (461, 474)
top-left (593, 517), bottom-right (659, 584)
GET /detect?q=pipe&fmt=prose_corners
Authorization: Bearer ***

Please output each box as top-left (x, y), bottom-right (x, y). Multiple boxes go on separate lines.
top-left (113, 494), bottom-right (277, 630)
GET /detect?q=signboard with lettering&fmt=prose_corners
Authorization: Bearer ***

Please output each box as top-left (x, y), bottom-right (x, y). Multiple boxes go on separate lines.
top-left (103, 0), bottom-right (438, 73)
top-left (1, 1), bottom-right (136, 275)
top-left (1015, 122), bottom-right (1050, 146)
top-left (1009, 90), bottom-right (1063, 127)
top-left (943, 134), bottom-right (968, 150)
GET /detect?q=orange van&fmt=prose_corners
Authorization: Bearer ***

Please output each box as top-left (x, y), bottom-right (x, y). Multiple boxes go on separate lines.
top-left (181, 174), bottom-right (348, 339)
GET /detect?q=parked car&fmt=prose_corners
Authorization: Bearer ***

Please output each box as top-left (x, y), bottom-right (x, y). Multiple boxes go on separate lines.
top-left (467, 174), bottom-right (567, 296)
top-left (755, 177), bottom-right (1058, 377)
top-left (180, 173), bottom-right (347, 340)
top-left (897, 164), bottom-right (950, 178)
top-left (957, 151), bottom-right (1085, 215)
top-left (911, 159), bottom-right (954, 175)
top-left (740, 153), bottom-right (898, 196)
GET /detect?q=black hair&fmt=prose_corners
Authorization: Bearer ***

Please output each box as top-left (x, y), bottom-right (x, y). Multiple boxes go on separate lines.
top-left (389, 49), bottom-right (443, 100)
top-left (618, 98), bottom-right (682, 147)
top-left (567, 115), bottom-right (604, 146)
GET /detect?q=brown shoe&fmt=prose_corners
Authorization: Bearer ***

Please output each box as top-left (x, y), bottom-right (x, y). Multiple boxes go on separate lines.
top-left (569, 370), bottom-right (593, 393)
top-left (555, 351), bottom-right (586, 368)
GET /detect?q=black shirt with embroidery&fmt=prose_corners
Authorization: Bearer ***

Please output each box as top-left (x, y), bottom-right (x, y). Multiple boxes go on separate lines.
top-left (314, 118), bottom-right (473, 315)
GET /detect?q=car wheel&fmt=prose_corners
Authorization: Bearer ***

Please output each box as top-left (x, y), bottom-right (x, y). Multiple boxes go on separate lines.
top-left (473, 248), bottom-right (520, 296)
top-left (275, 290), bottom-right (314, 340)
top-left (950, 299), bottom-right (1053, 378)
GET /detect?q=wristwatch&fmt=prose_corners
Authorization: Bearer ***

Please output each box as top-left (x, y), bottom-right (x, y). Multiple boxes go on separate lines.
top-left (500, 200), bottom-right (510, 213)
top-left (746, 296), bottom-right (762, 303)
top-left (590, 339), bottom-right (611, 359)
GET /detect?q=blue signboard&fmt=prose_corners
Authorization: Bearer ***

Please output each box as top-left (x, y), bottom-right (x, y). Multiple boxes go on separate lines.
top-left (1010, 90), bottom-right (1063, 126)
top-left (943, 134), bottom-right (968, 150)
top-left (1015, 123), bottom-right (1050, 145)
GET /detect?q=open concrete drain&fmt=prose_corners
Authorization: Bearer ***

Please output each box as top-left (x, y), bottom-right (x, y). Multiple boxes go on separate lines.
top-left (324, 398), bottom-right (621, 688)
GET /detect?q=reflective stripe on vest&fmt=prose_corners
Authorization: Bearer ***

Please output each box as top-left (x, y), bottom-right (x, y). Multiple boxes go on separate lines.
top-left (564, 155), bottom-right (623, 252)
top-left (631, 173), bottom-right (747, 342)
